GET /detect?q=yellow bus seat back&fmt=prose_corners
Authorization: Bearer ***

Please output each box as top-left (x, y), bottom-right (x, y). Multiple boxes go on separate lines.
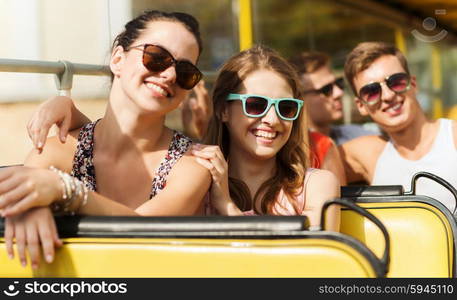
top-left (0, 216), bottom-right (386, 278)
top-left (340, 194), bottom-right (456, 277)
top-left (341, 172), bottom-right (457, 278)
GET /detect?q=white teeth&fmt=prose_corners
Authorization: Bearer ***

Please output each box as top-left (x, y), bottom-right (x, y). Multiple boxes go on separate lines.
top-left (388, 102), bottom-right (402, 112)
top-left (145, 82), bottom-right (168, 96)
top-left (254, 130), bottom-right (277, 139)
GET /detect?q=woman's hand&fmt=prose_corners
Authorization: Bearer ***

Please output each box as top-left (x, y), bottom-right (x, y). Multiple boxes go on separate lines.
top-left (0, 166), bottom-right (62, 217)
top-left (191, 144), bottom-right (242, 215)
top-left (27, 96), bottom-right (74, 153)
top-left (4, 206), bottom-right (63, 269)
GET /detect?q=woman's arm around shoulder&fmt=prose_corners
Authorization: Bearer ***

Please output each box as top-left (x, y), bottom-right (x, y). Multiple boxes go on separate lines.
top-left (27, 96), bottom-right (91, 153)
top-left (0, 129), bottom-right (82, 216)
top-left (25, 128), bottom-right (81, 170)
top-left (135, 150), bottom-right (212, 216)
top-left (305, 169), bottom-right (340, 232)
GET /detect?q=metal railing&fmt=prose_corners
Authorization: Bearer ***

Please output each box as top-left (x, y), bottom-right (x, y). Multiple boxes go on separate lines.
top-left (0, 58), bottom-right (111, 97)
top-left (0, 58), bottom-right (217, 98)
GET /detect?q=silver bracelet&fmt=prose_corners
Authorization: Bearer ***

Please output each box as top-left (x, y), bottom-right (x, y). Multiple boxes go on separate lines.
top-left (49, 166), bottom-right (89, 215)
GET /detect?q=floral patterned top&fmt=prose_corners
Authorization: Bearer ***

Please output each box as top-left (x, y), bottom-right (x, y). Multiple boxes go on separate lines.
top-left (71, 119), bottom-right (192, 199)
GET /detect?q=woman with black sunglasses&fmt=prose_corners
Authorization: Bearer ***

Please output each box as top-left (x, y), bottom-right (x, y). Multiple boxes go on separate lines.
top-left (0, 10), bottom-right (211, 268)
top-left (191, 45), bottom-right (340, 230)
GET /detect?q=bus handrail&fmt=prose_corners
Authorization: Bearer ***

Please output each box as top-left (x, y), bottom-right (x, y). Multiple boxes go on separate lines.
top-left (0, 58), bottom-right (110, 76)
top-left (0, 58), bottom-right (217, 97)
top-left (0, 58), bottom-right (110, 97)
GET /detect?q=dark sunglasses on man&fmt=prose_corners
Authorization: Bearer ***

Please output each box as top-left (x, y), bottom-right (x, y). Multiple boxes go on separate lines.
top-left (129, 44), bottom-right (203, 90)
top-left (357, 72), bottom-right (411, 107)
top-left (303, 77), bottom-right (344, 97)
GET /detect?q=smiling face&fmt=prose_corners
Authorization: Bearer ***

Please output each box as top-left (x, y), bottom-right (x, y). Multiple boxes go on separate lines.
top-left (353, 55), bottom-right (419, 133)
top-left (111, 20), bottom-right (200, 115)
top-left (222, 69), bottom-right (295, 161)
top-left (302, 65), bottom-right (344, 126)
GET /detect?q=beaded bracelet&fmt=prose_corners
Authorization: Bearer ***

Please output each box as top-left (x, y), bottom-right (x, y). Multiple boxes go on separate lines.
top-left (49, 166), bottom-right (89, 215)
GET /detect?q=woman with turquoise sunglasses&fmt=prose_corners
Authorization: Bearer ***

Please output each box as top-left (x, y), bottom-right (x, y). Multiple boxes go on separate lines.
top-left (191, 45), bottom-right (340, 230)
top-left (23, 45), bottom-right (340, 230)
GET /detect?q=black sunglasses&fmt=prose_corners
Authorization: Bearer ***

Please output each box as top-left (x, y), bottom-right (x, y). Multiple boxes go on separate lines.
top-left (129, 44), bottom-right (202, 90)
top-left (304, 77), bottom-right (344, 97)
top-left (358, 72), bottom-right (411, 106)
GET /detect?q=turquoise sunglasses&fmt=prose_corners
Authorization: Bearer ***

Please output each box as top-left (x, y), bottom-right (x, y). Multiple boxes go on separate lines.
top-left (226, 93), bottom-right (304, 121)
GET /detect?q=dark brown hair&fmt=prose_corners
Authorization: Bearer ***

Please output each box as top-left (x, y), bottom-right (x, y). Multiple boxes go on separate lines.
top-left (204, 45), bottom-right (310, 215)
top-left (288, 51), bottom-right (330, 75)
top-left (344, 42), bottom-right (410, 96)
top-left (113, 10), bottom-right (202, 54)
top-left (110, 10), bottom-right (203, 80)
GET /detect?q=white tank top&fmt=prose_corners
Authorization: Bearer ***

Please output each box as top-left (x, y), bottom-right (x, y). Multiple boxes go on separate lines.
top-left (372, 119), bottom-right (457, 213)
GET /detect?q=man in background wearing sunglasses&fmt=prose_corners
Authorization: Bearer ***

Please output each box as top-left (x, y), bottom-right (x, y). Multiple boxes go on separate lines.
top-left (289, 52), bottom-right (358, 185)
top-left (339, 41), bottom-right (457, 212)
top-left (289, 51), bottom-right (377, 146)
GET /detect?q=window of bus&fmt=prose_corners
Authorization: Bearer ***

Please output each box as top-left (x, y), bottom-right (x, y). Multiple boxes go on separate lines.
top-left (251, 0), bottom-right (457, 122)
top-left (251, 0), bottom-right (397, 124)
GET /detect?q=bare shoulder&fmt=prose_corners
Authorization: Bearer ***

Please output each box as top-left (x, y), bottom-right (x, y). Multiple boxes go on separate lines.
top-left (342, 134), bottom-right (387, 150)
top-left (340, 135), bottom-right (387, 162)
top-left (168, 149), bottom-right (211, 183)
top-left (338, 135), bottom-right (387, 183)
top-left (307, 169), bottom-right (340, 192)
top-left (157, 148), bottom-right (212, 210)
top-left (305, 169), bottom-right (340, 207)
top-left (25, 128), bottom-right (81, 171)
